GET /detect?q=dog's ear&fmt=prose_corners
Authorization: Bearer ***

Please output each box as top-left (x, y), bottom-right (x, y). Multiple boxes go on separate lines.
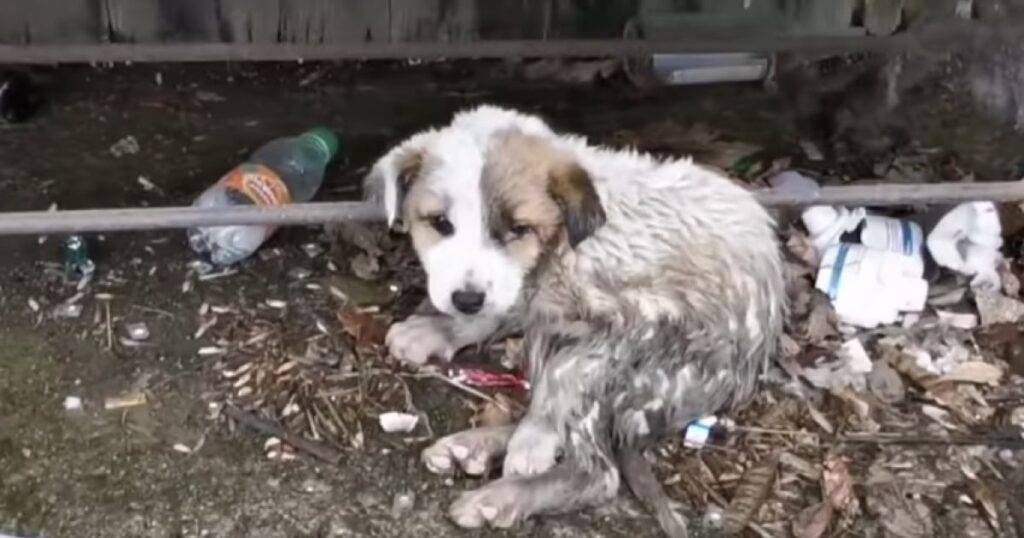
top-left (363, 146), bottom-right (425, 229)
top-left (547, 162), bottom-right (606, 248)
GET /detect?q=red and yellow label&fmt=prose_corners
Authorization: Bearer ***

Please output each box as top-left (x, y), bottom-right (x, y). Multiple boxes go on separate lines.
top-left (217, 163), bottom-right (291, 207)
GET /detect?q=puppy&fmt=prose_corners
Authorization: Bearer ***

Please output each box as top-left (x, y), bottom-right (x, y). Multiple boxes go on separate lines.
top-left (364, 106), bottom-right (786, 537)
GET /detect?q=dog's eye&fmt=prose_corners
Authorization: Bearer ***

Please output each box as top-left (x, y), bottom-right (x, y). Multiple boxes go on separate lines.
top-left (505, 224), bottom-right (533, 242)
top-left (428, 215), bottom-right (454, 237)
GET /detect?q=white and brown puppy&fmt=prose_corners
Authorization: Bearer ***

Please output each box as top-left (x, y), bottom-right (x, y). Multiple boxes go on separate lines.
top-left (364, 105), bottom-right (786, 537)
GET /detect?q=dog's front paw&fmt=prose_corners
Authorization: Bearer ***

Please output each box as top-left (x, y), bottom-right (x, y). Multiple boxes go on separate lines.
top-left (385, 315), bottom-right (455, 365)
top-left (449, 477), bottom-right (532, 529)
top-left (421, 426), bottom-right (515, 476)
top-left (503, 421), bottom-right (561, 477)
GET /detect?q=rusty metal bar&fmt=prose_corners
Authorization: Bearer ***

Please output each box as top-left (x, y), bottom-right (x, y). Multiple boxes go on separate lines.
top-left (0, 36), bottom-right (905, 65)
top-left (0, 181), bottom-right (1021, 236)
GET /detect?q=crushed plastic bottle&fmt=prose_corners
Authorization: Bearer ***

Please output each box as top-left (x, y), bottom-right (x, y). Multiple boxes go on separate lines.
top-left (768, 171), bottom-right (924, 261)
top-left (61, 235), bottom-right (95, 277)
top-left (187, 127), bottom-right (339, 266)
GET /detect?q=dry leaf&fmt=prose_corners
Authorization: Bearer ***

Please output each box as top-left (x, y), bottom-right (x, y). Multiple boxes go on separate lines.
top-left (938, 361), bottom-right (1003, 385)
top-left (868, 360), bottom-right (906, 403)
top-left (337, 308), bottom-right (389, 347)
top-left (999, 259), bottom-right (1021, 297)
top-left (786, 230), bottom-right (821, 270)
top-left (976, 290), bottom-right (1024, 326)
top-left (723, 454), bottom-right (779, 534)
top-left (965, 476), bottom-right (1002, 532)
top-left (792, 501), bottom-right (833, 538)
top-left (774, 334), bottom-right (799, 362)
top-left (805, 296), bottom-right (839, 342)
top-left (472, 393), bottom-right (517, 428)
top-left (883, 347), bottom-right (977, 424)
top-left (822, 456), bottom-right (856, 514)
top-left (806, 401), bottom-right (836, 434)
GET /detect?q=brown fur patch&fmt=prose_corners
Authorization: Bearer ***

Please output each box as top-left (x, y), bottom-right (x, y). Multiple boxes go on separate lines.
top-left (483, 130), bottom-right (606, 276)
top-left (396, 148), bottom-right (447, 248)
top-left (546, 161), bottom-right (606, 248)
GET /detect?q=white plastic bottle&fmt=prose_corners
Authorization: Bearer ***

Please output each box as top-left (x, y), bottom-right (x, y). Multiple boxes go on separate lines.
top-left (187, 127), bottom-right (339, 266)
top-left (815, 242), bottom-right (929, 328)
top-left (769, 171), bottom-right (925, 268)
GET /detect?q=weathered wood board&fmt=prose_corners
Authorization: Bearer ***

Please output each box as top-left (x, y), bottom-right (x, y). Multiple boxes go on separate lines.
top-left (0, 0), bottom-right (931, 46)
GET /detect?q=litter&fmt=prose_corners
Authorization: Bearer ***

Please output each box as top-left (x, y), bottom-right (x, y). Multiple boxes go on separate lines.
top-left (926, 201), bottom-right (1003, 292)
top-left (645, 53), bottom-right (771, 86)
top-left (682, 416), bottom-right (731, 449)
top-left (53, 303), bottom-right (83, 319)
top-left (378, 411), bottom-right (419, 433)
top-left (61, 235), bottom-right (96, 278)
top-left (769, 171), bottom-right (925, 257)
top-left (63, 395), bottom-right (84, 411)
top-left (448, 367), bottom-right (529, 390)
top-left (815, 243), bottom-right (928, 328)
top-left (772, 170), bottom-right (1011, 329)
top-left (125, 322), bottom-right (150, 341)
top-left (108, 135), bottom-right (140, 157)
top-left (186, 127), bottom-right (339, 266)
top-left (103, 392), bottom-right (148, 410)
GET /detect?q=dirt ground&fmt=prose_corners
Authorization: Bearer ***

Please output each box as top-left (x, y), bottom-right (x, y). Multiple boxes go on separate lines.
top-left (2, 59), bottom-right (1024, 538)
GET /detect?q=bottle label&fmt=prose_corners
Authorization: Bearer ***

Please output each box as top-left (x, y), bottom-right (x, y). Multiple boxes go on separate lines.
top-left (217, 163), bottom-right (291, 206)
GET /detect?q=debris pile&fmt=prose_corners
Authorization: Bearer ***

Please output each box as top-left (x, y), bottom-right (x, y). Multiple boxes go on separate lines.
top-left (24, 106), bottom-right (1024, 538)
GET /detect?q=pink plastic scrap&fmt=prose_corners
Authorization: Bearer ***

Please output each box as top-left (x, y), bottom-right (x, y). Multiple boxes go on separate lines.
top-left (448, 367), bottom-right (529, 390)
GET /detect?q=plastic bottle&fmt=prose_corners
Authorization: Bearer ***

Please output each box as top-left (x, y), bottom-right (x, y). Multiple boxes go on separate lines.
top-left (769, 171), bottom-right (925, 268)
top-left (187, 127), bottom-right (339, 266)
top-left (815, 242), bottom-right (929, 328)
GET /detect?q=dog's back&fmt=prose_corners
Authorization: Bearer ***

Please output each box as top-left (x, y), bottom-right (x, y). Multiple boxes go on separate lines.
top-left (522, 143), bottom-right (786, 537)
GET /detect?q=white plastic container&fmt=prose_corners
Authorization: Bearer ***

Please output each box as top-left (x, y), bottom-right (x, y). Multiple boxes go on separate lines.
top-left (651, 53), bottom-right (771, 86)
top-left (926, 201), bottom-right (1003, 292)
top-left (815, 243), bottom-right (929, 328)
top-left (770, 171), bottom-right (925, 266)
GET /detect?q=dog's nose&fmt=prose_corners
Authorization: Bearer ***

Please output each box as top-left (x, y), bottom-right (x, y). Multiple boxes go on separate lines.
top-left (451, 289), bottom-right (486, 314)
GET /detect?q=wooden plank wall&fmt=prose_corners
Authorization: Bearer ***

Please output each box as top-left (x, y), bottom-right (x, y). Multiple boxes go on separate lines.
top-left (1, 0), bottom-right (976, 46)
top-left (0, 0), bottom-right (648, 45)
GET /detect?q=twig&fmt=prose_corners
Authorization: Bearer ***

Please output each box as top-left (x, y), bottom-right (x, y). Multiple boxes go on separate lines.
top-left (104, 301), bottom-right (113, 350)
top-left (840, 432), bottom-right (1024, 448)
top-left (732, 425), bottom-right (818, 437)
top-left (390, 372), bottom-right (435, 441)
top-left (689, 474), bottom-right (778, 538)
top-left (130, 304), bottom-right (175, 318)
top-left (223, 404), bottom-right (344, 465)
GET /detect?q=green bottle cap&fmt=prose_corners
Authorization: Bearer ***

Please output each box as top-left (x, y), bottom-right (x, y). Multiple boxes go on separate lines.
top-left (301, 127), bottom-right (339, 161)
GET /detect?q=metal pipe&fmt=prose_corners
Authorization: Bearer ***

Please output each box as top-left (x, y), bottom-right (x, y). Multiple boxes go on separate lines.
top-left (0, 36), bottom-right (906, 65)
top-left (0, 202), bottom-right (382, 235)
top-left (0, 181), bottom-right (1021, 236)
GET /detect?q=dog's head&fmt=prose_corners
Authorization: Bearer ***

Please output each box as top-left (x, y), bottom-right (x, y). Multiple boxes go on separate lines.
top-left (364, 106), bottom-right (606, 318)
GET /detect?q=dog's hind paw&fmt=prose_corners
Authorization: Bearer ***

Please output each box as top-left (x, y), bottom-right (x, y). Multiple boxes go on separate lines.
top-left (421, 426), bottom-right (515, 476)
top-left (449, 477), bottom-right (532, 529)
top-left (503, 421), bottom-right (561, 477)
top-left (385, 315), bottom-right (455, 365)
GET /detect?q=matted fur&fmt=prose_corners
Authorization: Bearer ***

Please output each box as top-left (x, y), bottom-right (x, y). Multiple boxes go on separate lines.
top-left (363, 105), bottom-right (787, 537)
